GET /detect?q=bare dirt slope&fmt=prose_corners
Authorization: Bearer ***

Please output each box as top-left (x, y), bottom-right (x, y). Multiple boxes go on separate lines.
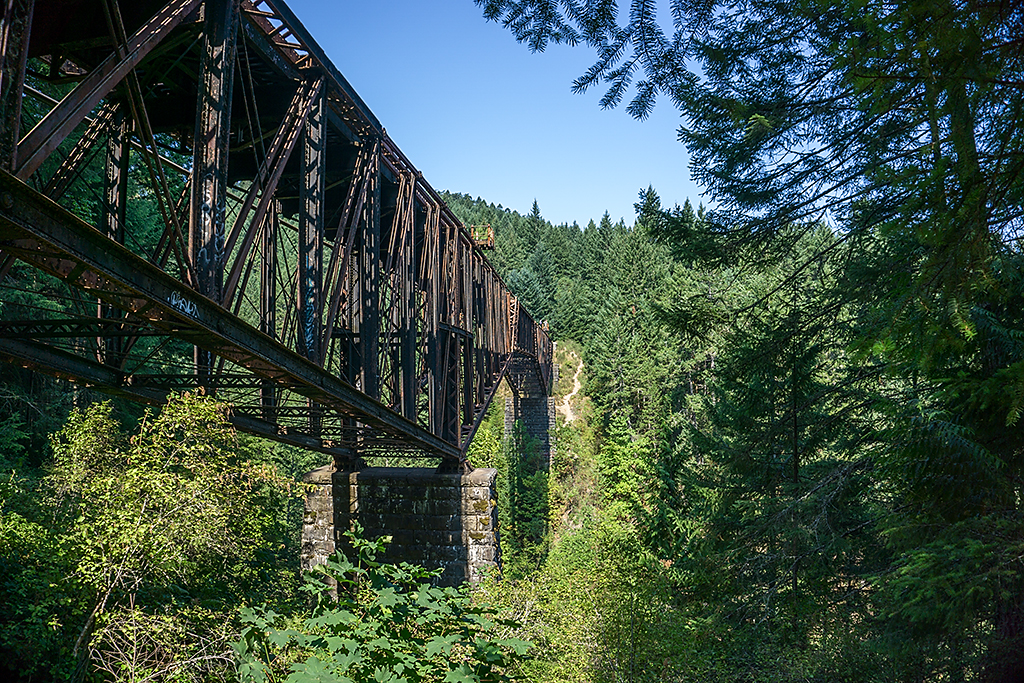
top-left (557, 352), bottom-right (584, 423)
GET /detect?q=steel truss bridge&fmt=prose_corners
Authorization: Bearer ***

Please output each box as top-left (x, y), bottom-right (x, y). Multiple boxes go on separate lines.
top-left (0, 0), bottom-right (552, 469)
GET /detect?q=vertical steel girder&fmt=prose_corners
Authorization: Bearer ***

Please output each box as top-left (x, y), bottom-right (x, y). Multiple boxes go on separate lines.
top-left (102, 109), bottom-right (130, 244)
top-left (359, 138), bottom-right (381, 400)
top-left (461, 241), bottom-right (474, 430)
top-left (98, 108), bottom-right (129, 366)
top-left (0, 0), bottom-right (34, 172)
top-left (260, 206), bottom-right (278, 421)
top-left (191, 0), bottom-right (240, 380)
top-left (0, 0), bottom-right (552, 463)
top-left (191, 0), bottom-right (239, 305)
top-left (298, 80), bottom-right (325, 435)
top-left (298, 79), bottom-right (325, 364)
top-left (398, 177), bottom-right (417, 420)
top-left (425, 199), bottom-right (442, 437)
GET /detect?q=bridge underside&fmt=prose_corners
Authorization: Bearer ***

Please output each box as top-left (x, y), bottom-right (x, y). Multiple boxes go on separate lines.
top-left (0, 0), bottom-right (552, 467)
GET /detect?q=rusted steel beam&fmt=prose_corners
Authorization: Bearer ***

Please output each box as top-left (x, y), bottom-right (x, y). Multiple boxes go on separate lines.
top-left (0, 335), bottom-right (362, 459)
top-left (226, 412), bottom-right (367, 460)
top-left (461, 243), bottom-right (474, 434)
top-left (43, 102), bottom-right (119, 200)
top-left (222, 76), bottom-right (324, 308)
top-left (98, 107), bottom-right (129, 365)
top-left (191, 0), bottom-right (239, 303)
top-left (398, 176), bottom-right (417, 420)
top-left (102, 108), bottom-right (129, 245)
top-left (14, 0), bottom-right (203, 180)
top-left (0, 318), bottom-right (164, 338)
top-left (0, 170), bottom-right (461, 459)
top-left (320, 142), bottom-right (370, 366)
top-left (238, 12), bottom-right (299, 81)
top-left (128, 372), bottom-right (284, 390)
top-left (297, 78), bottom-right (324, 365)
top-left (431, 215), bottom-right (468, 447)
top-left (260, 205), bottom-right (278, 421)
top-left (425, 197), bottom-right (441, 436)
top-left (0, 335), bottom-right (167, 403)
top-left (298, 78), bottom-right (325, 436)
top-left (359, 138), bottom-right (380, 400)
top-left (257, 0), bottom-right (382, 135)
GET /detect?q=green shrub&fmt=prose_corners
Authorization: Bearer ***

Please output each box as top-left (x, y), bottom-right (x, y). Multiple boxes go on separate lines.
top-left (234, 526), bottom-right (532, 683)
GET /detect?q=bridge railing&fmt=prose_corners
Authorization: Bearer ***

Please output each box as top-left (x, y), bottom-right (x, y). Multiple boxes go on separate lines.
top-left (0, 0), bottom-right (551, 467)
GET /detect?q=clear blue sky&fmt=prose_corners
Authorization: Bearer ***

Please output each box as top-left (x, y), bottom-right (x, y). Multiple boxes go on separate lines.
top-left (287, 0), bottom-right (706, 228)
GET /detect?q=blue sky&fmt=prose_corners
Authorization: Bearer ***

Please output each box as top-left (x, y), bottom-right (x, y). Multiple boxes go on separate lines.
top-left (287, 0), bottom-right (706, 228)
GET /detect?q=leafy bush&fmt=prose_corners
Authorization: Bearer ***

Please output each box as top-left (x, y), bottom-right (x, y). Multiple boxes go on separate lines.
top-left (234, 526), bottom-right (532, 683)
top-left (0, 394), bottom-right (297, 682)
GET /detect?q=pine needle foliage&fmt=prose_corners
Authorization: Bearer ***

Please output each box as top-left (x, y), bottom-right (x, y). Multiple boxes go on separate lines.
top-left (479, 0), bottom-right (1024, 677)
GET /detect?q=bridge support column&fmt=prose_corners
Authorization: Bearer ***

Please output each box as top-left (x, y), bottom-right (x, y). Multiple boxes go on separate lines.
top-left (504, 395), bottom-right (556, 469)
top-left (302, 466), bottom-right (499, 586)
top-left (190, 0), bottom-right (239, 381)
top-left (301, 464), bottom-right (337, 574)
top-left (504, 354), bottom-right (556, 469)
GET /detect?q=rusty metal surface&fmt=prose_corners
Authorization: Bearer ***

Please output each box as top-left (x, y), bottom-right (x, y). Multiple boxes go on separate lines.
top-left (0, 0), bottom-right (552, 466)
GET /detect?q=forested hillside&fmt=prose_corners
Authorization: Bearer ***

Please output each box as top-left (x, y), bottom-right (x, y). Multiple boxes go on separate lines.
top-left (462, 0), bottom-right (1024, 679)
top-left (450, 180), bottom-right (1024, 682)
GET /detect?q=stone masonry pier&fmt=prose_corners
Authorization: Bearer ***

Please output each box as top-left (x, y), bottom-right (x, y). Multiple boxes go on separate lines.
top-left (504, 351), bottom-right (557, 468)
top-left (302, 466), bottom-right (499, 586)
top-left (504, 394), bottom-right (556, 469)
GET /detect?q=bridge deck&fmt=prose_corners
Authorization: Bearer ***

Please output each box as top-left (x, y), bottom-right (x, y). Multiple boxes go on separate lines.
top-left (0, 0), bottom-right (552, 466)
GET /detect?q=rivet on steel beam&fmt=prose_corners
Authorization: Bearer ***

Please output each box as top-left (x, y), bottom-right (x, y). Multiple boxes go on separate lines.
top-left (0, 193), bottom-right (13, 210)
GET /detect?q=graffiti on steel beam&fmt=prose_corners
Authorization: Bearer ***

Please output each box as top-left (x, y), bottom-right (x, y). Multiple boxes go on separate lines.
top-left (167, 292), bottom-right (199, 320)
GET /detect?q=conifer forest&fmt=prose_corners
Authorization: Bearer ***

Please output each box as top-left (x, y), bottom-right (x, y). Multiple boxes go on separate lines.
top-left (2, 0), bottom-right (1024, 681)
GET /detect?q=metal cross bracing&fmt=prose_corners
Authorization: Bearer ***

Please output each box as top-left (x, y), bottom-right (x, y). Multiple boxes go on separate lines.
top-left (0, 0), bottom-right (553, 469)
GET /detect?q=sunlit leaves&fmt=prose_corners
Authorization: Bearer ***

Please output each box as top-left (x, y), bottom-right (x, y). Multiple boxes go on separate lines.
top-left (1, 393), bottom-right (297, 681)
top-left (234, 527), bottom-right (531, 683)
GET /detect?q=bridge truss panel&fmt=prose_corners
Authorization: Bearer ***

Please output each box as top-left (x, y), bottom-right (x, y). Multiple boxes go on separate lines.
top-left (0, 0), bottom-right (551, 468)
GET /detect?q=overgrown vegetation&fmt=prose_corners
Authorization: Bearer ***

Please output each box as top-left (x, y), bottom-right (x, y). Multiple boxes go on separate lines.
top-left (451, 0), bottom-right (1024, 679)
top-left (0, 394), bottom-right (299, 682)
top-left (0, 395), bottom-right (531, 682)
top-left (235, 526), bottom-right (531, 683)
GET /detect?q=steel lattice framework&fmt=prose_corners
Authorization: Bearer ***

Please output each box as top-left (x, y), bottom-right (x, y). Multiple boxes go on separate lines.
top-left (0, 0), bottom-right (553, 468)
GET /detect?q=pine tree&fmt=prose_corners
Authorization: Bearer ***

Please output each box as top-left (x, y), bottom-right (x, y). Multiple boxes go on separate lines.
top-left (523, 199), bottom-right (545, 247)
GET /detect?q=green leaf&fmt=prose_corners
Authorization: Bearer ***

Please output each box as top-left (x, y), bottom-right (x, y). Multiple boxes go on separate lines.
top-left (425, 634), bottom-right (460, 658)
top-left (443, 664), bottom-right (479, 683)
top-left (286, 656), bottom-right (349, 683)
top-left (498, 638), bottom-right (533, 655)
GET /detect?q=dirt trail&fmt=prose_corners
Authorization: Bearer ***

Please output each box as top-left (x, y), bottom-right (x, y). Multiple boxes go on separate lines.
top-left (558, 353), bottom-right (584, 423)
